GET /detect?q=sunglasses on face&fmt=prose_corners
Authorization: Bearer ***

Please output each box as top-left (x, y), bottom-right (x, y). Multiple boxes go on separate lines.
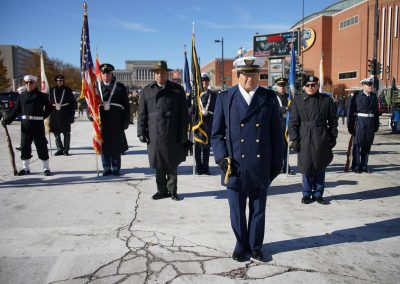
top-left (25, 81), bottom-right (34, 85)
top-left (364, 82), bottom-right (373, 86)
top-left (305, 83), bottom-right (317, 88)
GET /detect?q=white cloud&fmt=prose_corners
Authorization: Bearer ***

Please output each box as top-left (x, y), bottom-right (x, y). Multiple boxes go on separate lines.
top-left (114, 20), bottom-right (158, 32)
top-left (198, 20), bottom-right (289, 32)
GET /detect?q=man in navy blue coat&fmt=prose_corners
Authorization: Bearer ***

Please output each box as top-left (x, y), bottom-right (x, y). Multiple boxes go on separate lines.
top-left (347, 77), bottom-right (379, 173)
top-left (211, 56), bottom-right (282, 262)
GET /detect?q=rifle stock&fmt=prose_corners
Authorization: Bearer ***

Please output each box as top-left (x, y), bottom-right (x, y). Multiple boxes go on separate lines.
top-left (3, 124), bottom-right (18, 176)
top-left (344, 134), bottom-right (353, 172)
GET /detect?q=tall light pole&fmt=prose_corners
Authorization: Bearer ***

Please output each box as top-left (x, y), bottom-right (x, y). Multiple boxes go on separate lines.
top-left (215, 37), bottom-right (224, 90)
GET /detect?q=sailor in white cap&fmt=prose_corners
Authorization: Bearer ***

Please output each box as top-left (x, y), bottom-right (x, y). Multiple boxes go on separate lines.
top-left (347, 76), bottom-right (379, 173)
top-left (211, 56), bottom-right (283, 262)
top-left (1, 75), bottom-right (52, 176)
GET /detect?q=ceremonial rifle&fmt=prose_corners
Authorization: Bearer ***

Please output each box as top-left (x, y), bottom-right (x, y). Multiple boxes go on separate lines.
top-left (1, 112), bottom-right (18, 175)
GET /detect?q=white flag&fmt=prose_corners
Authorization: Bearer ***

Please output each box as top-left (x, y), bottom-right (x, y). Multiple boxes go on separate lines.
top-left (319, 53), bottom-right (324, 93)
top-left (40, 50), bottom-right (49, 94)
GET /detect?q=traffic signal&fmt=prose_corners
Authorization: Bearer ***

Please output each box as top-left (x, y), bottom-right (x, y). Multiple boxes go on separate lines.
top-left (368, 58), bottom-right (377, 75)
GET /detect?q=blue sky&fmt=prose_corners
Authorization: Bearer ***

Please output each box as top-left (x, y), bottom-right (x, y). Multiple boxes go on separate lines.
top-left (1, 0), bottom-right (336, 71)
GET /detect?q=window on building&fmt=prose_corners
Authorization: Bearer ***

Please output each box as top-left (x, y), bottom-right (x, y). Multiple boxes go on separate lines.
top-left (339, 15), bottom-right (359, 29)
top-left (339, 71), bottom-right (357, 80)
top-left (260, 74), bottom-right (268, 80)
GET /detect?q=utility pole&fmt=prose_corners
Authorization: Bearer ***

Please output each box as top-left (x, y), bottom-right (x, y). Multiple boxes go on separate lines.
top-left (372, 0), bottom-right (379, 92)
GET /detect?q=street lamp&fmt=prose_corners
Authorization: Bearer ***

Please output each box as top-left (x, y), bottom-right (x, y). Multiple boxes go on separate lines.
top-left (215, 37), bottom-right (225, 90)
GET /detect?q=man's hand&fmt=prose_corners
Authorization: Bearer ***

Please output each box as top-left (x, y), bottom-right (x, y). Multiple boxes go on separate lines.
top-left (138, 135), bottom-right (149, 144)
top-left (330, 139), bottom-right (336, 149)
top-left (290, 140), bottom-right (300, 153)
top-left (218, 158), bottom-right (229, 173)
top-left (1, 118), bottom-right (8, 127)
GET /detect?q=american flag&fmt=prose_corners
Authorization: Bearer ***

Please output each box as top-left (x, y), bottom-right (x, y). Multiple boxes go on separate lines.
top-left (286, 39), bottom-right (296, 142)
top-left (80, 3), bottom-right (102, 155)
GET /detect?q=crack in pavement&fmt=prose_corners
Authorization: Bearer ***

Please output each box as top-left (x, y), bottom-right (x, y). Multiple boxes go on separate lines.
top-left (48, 180), bottom-right (372, 283)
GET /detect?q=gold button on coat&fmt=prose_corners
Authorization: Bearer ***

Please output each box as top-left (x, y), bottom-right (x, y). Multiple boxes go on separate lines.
top-left (241, 154), bottom-right (245, 158)
top-left (256, 139), bottom-right (260, 143)
top-left (241, 139), bottom-right (244, 143)
top-left (240, 123), bottom-right (244, 128)
top-left (257, 154), bottom-right (260, 158)
top-left (256, 123), bottom-right (260, 127)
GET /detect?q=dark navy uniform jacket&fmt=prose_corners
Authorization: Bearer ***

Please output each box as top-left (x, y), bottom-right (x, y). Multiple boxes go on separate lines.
top-left (211, 85), bottom-right (283, 191)
top-left (347, 91), bottom-right (379, 146)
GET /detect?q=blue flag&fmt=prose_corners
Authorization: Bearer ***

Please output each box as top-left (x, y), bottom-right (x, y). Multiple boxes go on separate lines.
top-left (184, 50), bottom-right (192, 105)
top-left (286, 40), bottom-right (296, 142)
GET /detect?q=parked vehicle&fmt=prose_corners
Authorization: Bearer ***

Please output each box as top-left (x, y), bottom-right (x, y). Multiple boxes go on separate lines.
top-left (0, 92), bottom-right (19, 120)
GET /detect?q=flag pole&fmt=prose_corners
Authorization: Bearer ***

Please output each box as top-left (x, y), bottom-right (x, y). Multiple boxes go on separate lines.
top-left (40, 46), bottom-right (52, 156)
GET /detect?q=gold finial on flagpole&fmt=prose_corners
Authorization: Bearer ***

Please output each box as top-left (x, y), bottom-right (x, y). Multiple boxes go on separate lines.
top-left (83, 2), bottom-right (87, 14)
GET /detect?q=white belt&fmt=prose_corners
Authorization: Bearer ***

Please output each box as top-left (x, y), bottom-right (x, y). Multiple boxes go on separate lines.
top-left (21, 115), bottom-right (44, 120)
top-left (101, 103), bottom-right (125, 110)
top-left (356, 113), bottom-right (374, 117)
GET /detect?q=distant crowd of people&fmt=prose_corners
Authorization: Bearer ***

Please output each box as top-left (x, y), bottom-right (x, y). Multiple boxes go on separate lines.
top-left (1, 56), bottom-right (391, 262)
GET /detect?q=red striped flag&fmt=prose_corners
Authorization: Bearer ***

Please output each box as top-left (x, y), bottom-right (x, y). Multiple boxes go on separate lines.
top-left (80, 2), bottom-right (102, 154)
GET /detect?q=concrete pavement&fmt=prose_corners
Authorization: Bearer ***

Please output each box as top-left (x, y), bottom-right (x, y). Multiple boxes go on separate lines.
top-left (0, 114), bottom-right (399, 283)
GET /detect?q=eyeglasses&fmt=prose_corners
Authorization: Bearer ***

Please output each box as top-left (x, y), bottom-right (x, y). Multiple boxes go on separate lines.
top-left (25, 81), bottom-right (34, 85)
top-left (364, 82), bottom-right (373, 86)
top-left (305, 83), bottom-right (317, 88)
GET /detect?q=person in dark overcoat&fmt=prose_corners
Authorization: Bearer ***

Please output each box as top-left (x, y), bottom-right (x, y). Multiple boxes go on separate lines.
top-left (211, 56), bottom-right (282, 262)
top-left (336, 94), bottom-right (346, 125)
top-left (194, 73), bottom-right (217, 175)
top-left (274, 77), bottom-right (294, 175)
top-left (49, 75), bottom-right (76, 156)
top-left (1, 75), bottom-right (52, 176)
top-left (347, 77), bottom-right (379, 173)
top-left (137, 61), bottom-right (189, 201)
top-left (289, 75), bottom-right (338, 205)
top-left (98, 63), bottom-right (130, 176)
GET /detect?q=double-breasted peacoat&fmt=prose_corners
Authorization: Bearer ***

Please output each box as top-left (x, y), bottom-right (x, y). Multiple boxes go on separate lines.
top-left (347, 91), bottom-right (379, 147)
top-left (137, 80), bottom-right (188, 169)
top-left (211, 85), bottom-right (283, 191)
top-left (49, 86), bottom-right (75, 134)
top-left (288, 92), bottom-right (338, 175)
top-left (98, 79), bottom-right (130, 156)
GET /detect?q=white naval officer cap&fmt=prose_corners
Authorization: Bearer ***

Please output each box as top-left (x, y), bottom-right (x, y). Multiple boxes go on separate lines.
top-left (360, 77), bottom-right (374, 84)
top-left (233, 56), bottom-right (264, 72)
top-left (23, 75), bottom-right (38, 82)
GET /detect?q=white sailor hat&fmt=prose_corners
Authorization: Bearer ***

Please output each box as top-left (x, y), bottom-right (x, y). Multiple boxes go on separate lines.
top-left (233, 56), bottom-right (264, 72)
top-left (23, 75), bottom-right (38, 82)
top-left (360, 77), bottom-right (374, 84)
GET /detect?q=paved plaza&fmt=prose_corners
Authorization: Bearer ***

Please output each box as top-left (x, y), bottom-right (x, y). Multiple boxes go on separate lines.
top-left (0, 114), bottom-right (399, 283)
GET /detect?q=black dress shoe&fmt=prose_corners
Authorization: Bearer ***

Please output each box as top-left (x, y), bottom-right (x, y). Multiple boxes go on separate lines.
top-left (195, 171), bottom-right (203, 175)
top-left (314, 196), bottom-right (329, 205)
top-left (301, 196), bottom-right (313, 204)
top-left (102, 170), bottom-right (112, 176)
top-left (171, 193), bottom-right (180, 201)
top-left (54, 150), bottom-right (64, 156)
top-left (152, 192), bottom-right (170, 200)
top-left (17, 169), bottom-right (30, 176)
top-left (362, 167), bottom-right (372, 173)
top-left (43, 170), bottom-right (51, 176)
top-left (112, 171), bottom-right (120, 176)
top-left (203, 170), bottom-right (211, 175)
top-left (251, 249), bottom-right (264, 261)
top-left (63, 150), bottom-right (70, 156)
top-left (232, 250), bottom-right (246, 262)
